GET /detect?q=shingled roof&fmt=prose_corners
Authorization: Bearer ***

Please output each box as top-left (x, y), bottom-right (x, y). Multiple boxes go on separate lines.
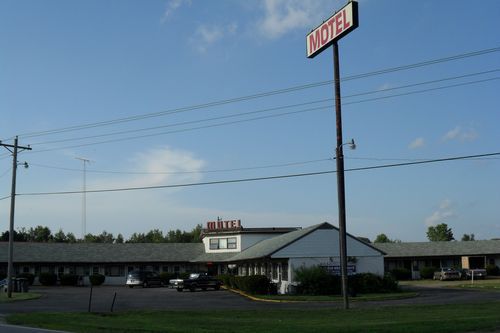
top-left (0, 242), bottom-right (204, 263)
top-left (374, 240), bottom-right (500, 258)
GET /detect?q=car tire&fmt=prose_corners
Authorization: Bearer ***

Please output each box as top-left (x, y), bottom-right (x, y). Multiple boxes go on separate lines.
top-left (190, 285), bottom-right (196, 292)
top-left (177, 288), bottom-right (183, 292)
top-left (143, 282), bottom-right (148, 288)
top-left (129, 285), bottom-right (134, 288)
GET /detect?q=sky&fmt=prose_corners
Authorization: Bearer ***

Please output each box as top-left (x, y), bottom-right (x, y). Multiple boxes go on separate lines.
top-left (1, 0), bottom-right (499, 242)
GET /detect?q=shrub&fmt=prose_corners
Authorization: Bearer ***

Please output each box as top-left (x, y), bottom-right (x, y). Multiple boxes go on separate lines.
top-left (60, 274), bottom-right (79, 286)
top-left (244, 275), bottom-right (270, 294)
top-left (486, 264), bottom-right (500, 276)
top-left (89, 274), bottom-right (105, 286)
top-left (220, 275), bottom-right (272, 295)
top-left (16, 273), bottom-right (35, 285)
top-left (381, 273), bottom-right (400, 292)
top-left (39, 272), bottom-right (57, 286)
top-left (350, 273), bottom-right (383, 293)
top-left (159, 272), bottom-right (176, 285)
top-left (419, 266), bottom-right (437, 279)
top-left (390, 268), bottom-right (411, 280)
top-left (294, 266), bottom-right (340, 295)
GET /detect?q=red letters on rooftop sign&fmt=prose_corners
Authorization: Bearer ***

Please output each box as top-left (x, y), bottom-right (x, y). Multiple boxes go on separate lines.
top-left (206, 219), bottom-right (241, 230)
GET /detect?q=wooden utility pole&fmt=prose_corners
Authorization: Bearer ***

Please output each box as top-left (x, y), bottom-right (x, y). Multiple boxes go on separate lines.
top-left (0, 136), bottom-right (32, 298)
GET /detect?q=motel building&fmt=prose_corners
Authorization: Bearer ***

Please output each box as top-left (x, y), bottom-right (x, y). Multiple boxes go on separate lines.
top-left (0, 220), bottom-right (385, 294)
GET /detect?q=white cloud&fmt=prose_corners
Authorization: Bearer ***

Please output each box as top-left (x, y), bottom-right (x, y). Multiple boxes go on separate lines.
top-left (442, 126), bottom-right (478, 142)
top-left (191, 23), bottom-right (238, 53)
top-left (408, 137), bottom-right (425, 149)
top-left (257, 0), bottom-right (341, 39)
top-left (161, 0), bottom-right (191, 23)
top-left (89, 146), bottom-right (205, 190)
top-left (424, 199), bottom-right (455, 227)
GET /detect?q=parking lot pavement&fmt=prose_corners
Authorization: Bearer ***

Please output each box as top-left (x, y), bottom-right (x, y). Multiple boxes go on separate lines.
top-left (1, 284), bottom-right (499, 315)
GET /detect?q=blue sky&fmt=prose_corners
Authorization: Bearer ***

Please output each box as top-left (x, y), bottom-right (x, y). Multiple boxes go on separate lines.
top-left (1, 0), bottom-right (499, 241)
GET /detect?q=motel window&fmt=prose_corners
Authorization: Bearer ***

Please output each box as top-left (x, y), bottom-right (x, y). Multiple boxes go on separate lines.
top-left (23, 266), bottom-right (30, 274)
top-left (92, 266), bottom-right (99, 275)
top-left (209, 239), bottom-right (218, 250)
top-left (105, 266), bottom-right (124, 277)
top-left (84, 266), bottom-right (90, 276)
top-left (209, 237), bottom-right (238, 250)
top-left (227, 238), bottom-right (237, 249)
top-left (282, 263), bottom-right (288, 281)
top-left (272, 263), bottom-right (278, 280)
top-left (58, 267), bottom-right (65, 277)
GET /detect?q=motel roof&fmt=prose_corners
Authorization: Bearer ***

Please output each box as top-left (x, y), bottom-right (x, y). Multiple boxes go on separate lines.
top-left (0, 242), bottom-right (204, 263)
top-left (374, 240), bottom-right (500, 258)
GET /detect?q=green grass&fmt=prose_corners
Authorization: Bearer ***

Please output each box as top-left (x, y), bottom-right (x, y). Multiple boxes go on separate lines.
top-left (252, 291), bottom-right (418, 302)
top-left (0, 292), bottom-right (41, 303)
top-left (7, 302), bottom-right (500, 333)
top-left (400, 277), bottom-right (500, 290)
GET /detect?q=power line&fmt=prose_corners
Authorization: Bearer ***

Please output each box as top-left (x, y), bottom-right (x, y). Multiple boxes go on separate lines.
top-left (25, 75), bottom-right (500, 154)
top-left (16, 152), bottom-right (500, 197)
top-left (29, 69), bottom-right (500, 147)
top-left (11, 46), bottom-right (500, 140)
top-left (29, 158), bottom-right (333, 175)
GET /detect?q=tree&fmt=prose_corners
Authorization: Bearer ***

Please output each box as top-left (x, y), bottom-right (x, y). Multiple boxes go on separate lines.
top-left (115, 234), bottom-right (124, 244)
top-left (461, 233), bottom-right (475, 241)
top-left (29, 226), bottom-right (53, 242)
top-left (374, 234), bottom-right (393, 243)
top-left (53, 229), bottom-right (67, 243)
top-left (426, 223), bottom-right (454, 242)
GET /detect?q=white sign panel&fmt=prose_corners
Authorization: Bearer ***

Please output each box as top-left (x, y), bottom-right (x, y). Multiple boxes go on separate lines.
top-left (306, 1), bottom-right (358, 58)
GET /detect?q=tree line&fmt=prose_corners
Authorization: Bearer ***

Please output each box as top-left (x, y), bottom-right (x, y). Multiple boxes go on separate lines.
top-left (373, 223), bottom-right (476, 243)
top-left (0, 224), bottom-right (203, 243)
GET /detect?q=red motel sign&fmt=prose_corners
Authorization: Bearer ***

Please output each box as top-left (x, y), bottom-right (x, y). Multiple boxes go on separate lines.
top-left (206, 219), bottom-right (241, 230)
top-left (306, 1), bottom-right (358, 58)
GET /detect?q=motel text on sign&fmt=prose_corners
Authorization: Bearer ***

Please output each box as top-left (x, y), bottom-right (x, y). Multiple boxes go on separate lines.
top-left (306, 1), bottom-right (358, 58)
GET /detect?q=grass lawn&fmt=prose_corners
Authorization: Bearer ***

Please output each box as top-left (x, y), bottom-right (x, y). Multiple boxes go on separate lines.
top-left (7, 302), bottom-right (500, 333)
top-left (0, 292), bottom-right (41, 303)
top-left (400, 277), bottom-right (500, 290)
top-left (252, 291), bottom-right (418, 302)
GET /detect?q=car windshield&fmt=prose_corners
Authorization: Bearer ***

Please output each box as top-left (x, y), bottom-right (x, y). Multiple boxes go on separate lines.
top-left (189, 273), bottom-right (199, 279)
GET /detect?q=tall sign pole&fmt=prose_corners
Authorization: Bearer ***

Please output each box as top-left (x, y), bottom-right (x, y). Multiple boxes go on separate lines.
top-left (0, 136), bottom-right (32, 298)
top-left (306, 1), bottom-right (358, 310)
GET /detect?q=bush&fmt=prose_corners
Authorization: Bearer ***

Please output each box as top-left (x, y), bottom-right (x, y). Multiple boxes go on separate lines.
top-left (390, 268), bottom-right (412, 280)
top-left (159, 272), bottom-right (176, 285)
top-left (219, 275), bottom-right (272, 295)
top-left (294, 266), bottom-right (341, 295)
top-left (60, 274), bottom-right (79, 286)
top-left (381, 273), bottom-right (400, 292)
top-left (217, 274), bottom-right (231, 287)
top-left (39, 272), bottom-right (57, 286)
top-left (16, 273), bottom-right (35, 285)
top-left (419, 266), bottom-right (437, 279)
top-left (486, 264), bottom-right (500, 276)
top-left (89, 274), bottom-right (105, 286)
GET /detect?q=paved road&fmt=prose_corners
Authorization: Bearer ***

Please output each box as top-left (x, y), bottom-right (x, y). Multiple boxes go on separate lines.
top-left (0, 323), bottom-right (68, 333)
top-left (0, 285), bottom-right (499, 315)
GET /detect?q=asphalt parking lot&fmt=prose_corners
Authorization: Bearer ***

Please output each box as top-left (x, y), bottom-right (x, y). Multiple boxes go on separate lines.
top-left (1, 284), bottom-right (499, 315)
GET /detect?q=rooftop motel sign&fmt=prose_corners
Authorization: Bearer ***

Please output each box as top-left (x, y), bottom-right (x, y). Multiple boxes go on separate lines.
top-left (306, 1), bottom-right (358, 58)
top-left (206, 219), bottom-right (242, 230)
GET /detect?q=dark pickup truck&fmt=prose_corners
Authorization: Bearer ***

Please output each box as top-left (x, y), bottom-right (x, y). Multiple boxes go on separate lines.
top-left (174, 273), bottom-right (221, 292)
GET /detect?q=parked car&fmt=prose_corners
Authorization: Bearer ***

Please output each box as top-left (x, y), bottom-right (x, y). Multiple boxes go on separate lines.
top-left (433, 267), bottom-right (461, 281)
top-left (126, 270), bottom-right (163, 288)
top-left (174, 273), bottom-right (221, 292)
top-left (462, 268), bottom-right (487, 280)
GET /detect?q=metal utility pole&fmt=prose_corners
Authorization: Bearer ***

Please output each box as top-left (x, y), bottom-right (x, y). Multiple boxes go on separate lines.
top-left (333, 42), bottom-right (349, 310)
top-left (306, 1), bottom-right (358, 310)
top-left (0, 136), bottom-right (32, 298)
top-left (75, 157), bottom-right (91, 239)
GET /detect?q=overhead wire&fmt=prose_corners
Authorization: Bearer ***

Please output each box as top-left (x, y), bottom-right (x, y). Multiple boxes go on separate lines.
top-left (16, 152), bottom-right (500, 197)
top-left (23, 75), bottom-right (500, 154)
top-left (9, 46), bottom-right (500, 141)
top-left (28, 69), bottom-right (500, 147)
